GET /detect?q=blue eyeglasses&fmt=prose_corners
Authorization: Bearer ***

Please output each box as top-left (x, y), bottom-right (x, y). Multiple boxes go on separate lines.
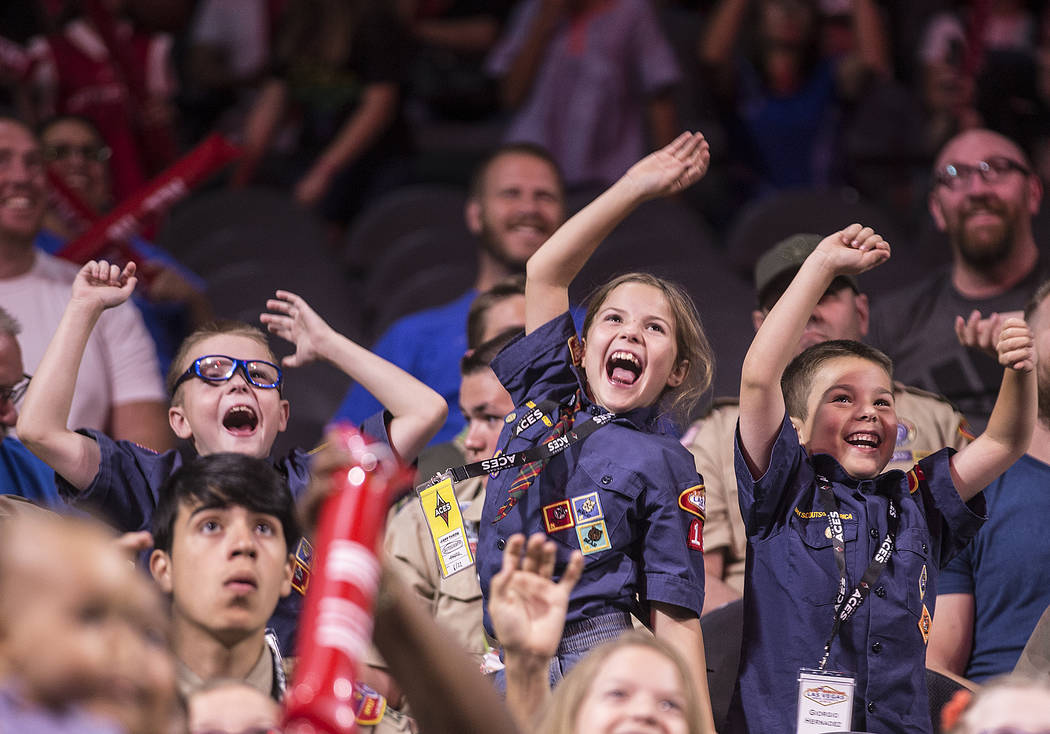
top-left (172, 355), bottom-right (282, 394)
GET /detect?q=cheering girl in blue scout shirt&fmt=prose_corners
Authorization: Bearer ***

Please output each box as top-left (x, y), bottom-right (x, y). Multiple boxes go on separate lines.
top-left (476, 132), bottom-right (717, 732)
top-left (736, 224), bottom-right (1036, 733)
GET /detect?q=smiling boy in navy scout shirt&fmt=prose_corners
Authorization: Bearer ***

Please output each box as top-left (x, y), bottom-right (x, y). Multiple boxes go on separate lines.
top-left (735, 223), bottom-right (1036, 733)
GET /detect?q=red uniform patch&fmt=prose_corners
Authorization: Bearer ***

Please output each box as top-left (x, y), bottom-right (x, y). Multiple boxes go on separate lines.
top-left (542, 499), bottom-right (574, 533)
top-left (678, 485), bottom-right (706, 520)
top-left (687, 518), bottom-right (704, 552)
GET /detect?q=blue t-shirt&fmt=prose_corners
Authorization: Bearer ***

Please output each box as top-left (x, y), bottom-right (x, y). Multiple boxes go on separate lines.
top-left (938, 453), bottom-right (1050, 681)
top-left (478, 313), bottom-right (706, 638)
top-left (56, 412), bottom-right (389, 655)
top-left (334, 290), bottom-right (476, 445)
top-left (734, 414), bottom-right (985, 734)
top-left (0, 436), bottom-right (68, 511)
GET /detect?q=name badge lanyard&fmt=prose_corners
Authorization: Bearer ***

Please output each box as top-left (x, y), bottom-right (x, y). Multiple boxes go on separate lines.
top-left (419, 395), bottom-right (615, 487)
top-left (815, 474), bottom-right (900, 671)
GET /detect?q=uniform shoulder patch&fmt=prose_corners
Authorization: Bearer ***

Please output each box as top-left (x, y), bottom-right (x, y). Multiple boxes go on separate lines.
top-left (678, 485), bottom-right (706, 520)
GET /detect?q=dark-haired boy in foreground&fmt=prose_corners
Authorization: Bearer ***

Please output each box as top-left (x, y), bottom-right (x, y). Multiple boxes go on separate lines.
top-left (149, 452), bottom-right (300, 702)
top-left (735, 224), bottom-right (1036, 733)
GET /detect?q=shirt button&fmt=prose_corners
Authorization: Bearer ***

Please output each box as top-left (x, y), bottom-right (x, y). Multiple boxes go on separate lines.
top-left (922, 543), bottom-right (928, 553)
top-left (874, 586), bottom-right (886, 598)
top-left (869, 527), bottom-right (879, 539)
top-left (871, 641), bottom-right (882, 653)
top-left (496, 538), bottom-right (506, 550)
top-left (867, 701), bottom-right (876, 714)
top-left (601, 475), bottom-right (612, 485)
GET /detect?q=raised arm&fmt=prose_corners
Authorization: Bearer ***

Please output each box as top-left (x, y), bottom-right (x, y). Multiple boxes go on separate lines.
top-left (17, 260), bottom-right (138, 490)
top-left (949, 318), bottom-right (1036, 502)
top-left (524, 132), bottom-right (709, 332)
top-left (738, 225), bottom-right (889, 477)
top-left (650, 602), bottom-right (717, 733)
top-left (261, 290), bottom-right (447, 463)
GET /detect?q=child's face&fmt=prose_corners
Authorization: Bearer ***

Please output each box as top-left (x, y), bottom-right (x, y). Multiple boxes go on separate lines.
top-left (188, 682), bottom-right (280, 734)
top-left (150, 500), bottom-right (292, 644)
top-left (460, 368), bottom-right (515, 468)
top-left (582, 282), bottom-right (687, 415)
top-left (0, 519), bottom-right (174, 727)
top-left (574, 645), bottom-right (689, 734)
top-left (796, 356), bottom-right (897, 479)
top-left (169, 334), bottom-right (289, 458)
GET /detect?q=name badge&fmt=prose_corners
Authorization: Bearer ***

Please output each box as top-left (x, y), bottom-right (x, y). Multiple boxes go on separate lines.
top-left (796, 668), bottom-right (855, 734)
top-left (418, 477), bottom-right (475, 577)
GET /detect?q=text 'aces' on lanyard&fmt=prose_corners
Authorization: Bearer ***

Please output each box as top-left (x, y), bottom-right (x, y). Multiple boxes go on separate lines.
top-left (816, 474), bottom-right (899, 671)
top-left (421, 394), bottom-right (615, 487)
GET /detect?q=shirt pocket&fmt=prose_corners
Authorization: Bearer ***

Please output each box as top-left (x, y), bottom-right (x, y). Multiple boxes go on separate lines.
top-left (547, 453), bottom-right (643, 559)
top-left (788, 515), bottom-right (859, 606)
top-left (894, 527), bottom-right (931, 617)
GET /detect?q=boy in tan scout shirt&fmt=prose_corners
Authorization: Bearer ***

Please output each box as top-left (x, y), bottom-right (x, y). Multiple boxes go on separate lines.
top-left (685, 234), bottom-right (972, 612)
top-left (352, 331), bottom-right (520, 733)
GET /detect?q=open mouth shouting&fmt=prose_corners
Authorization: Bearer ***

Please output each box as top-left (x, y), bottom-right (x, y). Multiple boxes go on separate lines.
top-left (844, 431), bottom-right (882, 451)
top-left (606, 350), bottom-right (644, 386)
top-left (222, 405), bottom-right (259, 436)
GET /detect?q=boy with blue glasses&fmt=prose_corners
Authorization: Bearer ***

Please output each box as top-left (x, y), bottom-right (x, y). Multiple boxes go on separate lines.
top-left (17, 259), bottom-right (447, 652)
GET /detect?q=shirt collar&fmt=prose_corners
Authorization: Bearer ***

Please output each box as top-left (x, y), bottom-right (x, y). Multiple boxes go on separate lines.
top-left (811, 452), bottom-right (905, 493)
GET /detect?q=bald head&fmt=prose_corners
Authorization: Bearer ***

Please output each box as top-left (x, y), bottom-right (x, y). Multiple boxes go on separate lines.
top-left (934, 128), bottom-right (1032, 173)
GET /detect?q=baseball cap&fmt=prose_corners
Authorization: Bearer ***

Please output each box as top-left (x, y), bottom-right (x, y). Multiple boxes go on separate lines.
top-left (753, 233), bottom-right (859, 309)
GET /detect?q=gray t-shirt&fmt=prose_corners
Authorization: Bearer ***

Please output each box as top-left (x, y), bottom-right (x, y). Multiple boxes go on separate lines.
top-left (868, 262), bottom-right (1045, 433)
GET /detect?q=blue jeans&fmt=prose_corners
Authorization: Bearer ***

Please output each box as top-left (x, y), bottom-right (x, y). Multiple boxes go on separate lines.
top-left (491, 611), bottom-right (634, 691)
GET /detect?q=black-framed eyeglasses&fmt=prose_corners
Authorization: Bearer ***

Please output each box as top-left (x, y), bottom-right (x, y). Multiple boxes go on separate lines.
top-left (0, 373), bottom-right (30, 404)
top-left (172, 356), bottom-right (282, 394)
top-left (43, 143), bottom-right (112, 163)
top-left (935, 156), bottom-right (1030, 191)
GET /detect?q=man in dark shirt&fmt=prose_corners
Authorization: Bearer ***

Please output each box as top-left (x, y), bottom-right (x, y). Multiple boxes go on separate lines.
top-left (869, 128), bottom-right (1045, 432)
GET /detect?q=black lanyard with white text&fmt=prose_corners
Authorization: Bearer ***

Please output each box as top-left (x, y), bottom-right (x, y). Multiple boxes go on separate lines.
top-left (815, 474), bottom-right (900, 671)
top-left (418, 395), bottom-right (615, 488)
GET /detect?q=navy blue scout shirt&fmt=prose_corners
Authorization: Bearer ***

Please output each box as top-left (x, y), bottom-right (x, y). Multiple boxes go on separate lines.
top-left (478, 313), bottom-right (706, 636)
top-left (734, 414), bottom-right (985, 734)
top-left (55, 412), bottom-right (391, 656)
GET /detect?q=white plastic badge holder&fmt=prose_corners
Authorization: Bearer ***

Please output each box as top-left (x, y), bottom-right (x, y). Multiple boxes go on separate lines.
top-left (796, 668), bottom-right (855, 734)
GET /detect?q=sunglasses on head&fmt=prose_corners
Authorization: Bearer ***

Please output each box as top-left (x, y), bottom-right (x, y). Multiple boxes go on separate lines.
top-left (172, 356), bottom-right (282, 395)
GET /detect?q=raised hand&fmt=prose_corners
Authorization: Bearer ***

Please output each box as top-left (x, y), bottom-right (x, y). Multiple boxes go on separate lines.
top-left (260, 289), bottom-right (335, 368)
top-left (622, 131), bottom-right (710, 201)
top-left (813, 223), bottom-right (890, 276)
top-left (996, 317), bottom-right (1035, 373)
top-left (71, 259), bottom-right (137, 311)
top-left (489, 533), bottom-right (584, 661)
top-left (955, 309), bottom-right (1023, 359)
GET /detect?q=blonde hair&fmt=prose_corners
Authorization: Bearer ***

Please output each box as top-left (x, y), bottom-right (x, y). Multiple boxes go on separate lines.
top-left (581, 273), bottom-right (713, 425)
top-left (166, 320), bottom-right (275, 399)
top-left (536, 632), bottom-right (704, 734)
